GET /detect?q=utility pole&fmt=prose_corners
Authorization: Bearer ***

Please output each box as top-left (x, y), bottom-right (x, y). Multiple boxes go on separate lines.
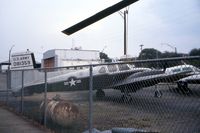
top-left (124, 10), bottom-right (128, 55)
top-left (139, 44), bottom-right (144, 52)
top-left (119, 9), bottom-right (128, 56)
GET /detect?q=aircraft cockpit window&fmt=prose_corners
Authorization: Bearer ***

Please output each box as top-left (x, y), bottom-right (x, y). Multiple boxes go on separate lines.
top-left (108, 65), bottom-right (117, 72)
top-left (182, 67), bottom-right (193, 72)
top-left (118, 64), bottom-right (130, 71)
top-left (99, 67), bottom-right (106, 74)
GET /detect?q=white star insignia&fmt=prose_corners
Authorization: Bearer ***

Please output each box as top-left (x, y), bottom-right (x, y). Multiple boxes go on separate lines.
top-left (69, 78), bottom-right (76, 86)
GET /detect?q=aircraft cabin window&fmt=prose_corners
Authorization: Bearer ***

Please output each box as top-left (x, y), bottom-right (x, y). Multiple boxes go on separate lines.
top-left (172, 68), bottom-right (181, 73)
top-left (108, 65), bottom-right (117, 72)
top-left (118, 64), bottom-right (130, 71)
top-left (182, 67), bottom-right (192, 72)
top-left (99, 67), bottom-right (106, 74)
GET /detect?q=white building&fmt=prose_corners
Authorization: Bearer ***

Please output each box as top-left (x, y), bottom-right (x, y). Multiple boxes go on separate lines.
top-left (42, 49), bottom-right (100, 68)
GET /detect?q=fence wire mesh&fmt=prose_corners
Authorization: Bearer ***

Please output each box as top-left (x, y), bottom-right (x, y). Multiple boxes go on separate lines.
top-left (92, 60), bottom-right (200, 133)
top-left (0, 57), bottom-right (199, 133)
top-left (0, 72), bottom-right (8, 103)
top-left (7, 70), bottom-right (22, 113)
top-left (44, 67), bottom-right (89, 133)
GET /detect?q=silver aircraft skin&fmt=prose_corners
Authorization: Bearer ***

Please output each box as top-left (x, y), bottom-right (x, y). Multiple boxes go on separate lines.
top-left (13, 64), bottom-right (151, 97)
top-left (12, 63), bottom-right (199, 100)
top-left (178, 66), bottom-right (200, 83)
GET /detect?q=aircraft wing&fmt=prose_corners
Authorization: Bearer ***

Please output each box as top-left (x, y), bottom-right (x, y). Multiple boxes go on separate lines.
top-left (178, 74), bottom-right (200, 84)
top-left (112, 70), bottom-right (193, 92)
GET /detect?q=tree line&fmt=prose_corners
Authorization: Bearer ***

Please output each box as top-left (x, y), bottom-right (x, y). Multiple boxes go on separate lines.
top-left (100, 48), bottom-right (200, 68)
top-left (138, 48), bottom-right (200, 60)
top-left (100, 48), bottom-right (200, 61)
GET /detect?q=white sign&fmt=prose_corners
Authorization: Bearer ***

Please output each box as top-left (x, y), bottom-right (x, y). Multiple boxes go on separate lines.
top-left (11, 53), bottom-right (34, 70)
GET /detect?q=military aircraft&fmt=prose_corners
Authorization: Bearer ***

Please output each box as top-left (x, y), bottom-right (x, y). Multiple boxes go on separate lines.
top-left (177, 68), bottom-right (200, 94)
top-left (12, 63), bottom-right (198, 101)
top-left (112, 64), bottom-right (199, 100)
top-left (12, 63), bottom-right (151, 97)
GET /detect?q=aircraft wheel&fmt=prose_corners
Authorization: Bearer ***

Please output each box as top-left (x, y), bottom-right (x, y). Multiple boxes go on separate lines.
top-left (177, 81), bottom-right (190, 94)
top-left (96, 90), bottom-right (105, 99)
top-left (121, 94), bottom-right (132, 103)
top-left (154, 90), bottom-right (162, 98)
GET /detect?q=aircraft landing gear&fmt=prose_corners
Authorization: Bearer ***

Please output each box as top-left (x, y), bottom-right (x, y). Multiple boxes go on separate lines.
top-left (96, 89), bottom-right (105, 99)
top-left (177, 81), bottom-right (191, 95)
top-left (121, 92), bottom-right (132, 103)
top-left (154, 85), bottom-right (162, 98)
top-left (154, 90), bottom-right (162, 98)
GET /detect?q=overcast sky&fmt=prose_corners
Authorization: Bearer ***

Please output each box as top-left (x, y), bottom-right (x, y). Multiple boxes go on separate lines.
top-left (1, 0), bottom-right (200, 62)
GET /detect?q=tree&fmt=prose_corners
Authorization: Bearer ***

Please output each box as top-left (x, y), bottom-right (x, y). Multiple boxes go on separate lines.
top-left (100, 52), bottom-right (112, 62)
top-left (188, 48), bottom-right (200, 67)
top-left (161, 51), bottom-right (177, 58)
top-left (137, 48), bottom-right (162, 68)
top-left (189, 48), bottom-right (200, 56)
top-left (138, 48), bottom-right (162, 60)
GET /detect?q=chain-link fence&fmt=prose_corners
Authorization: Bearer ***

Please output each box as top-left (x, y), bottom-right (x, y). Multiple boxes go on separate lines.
top-left (0, 56), bottom-right (200, 133)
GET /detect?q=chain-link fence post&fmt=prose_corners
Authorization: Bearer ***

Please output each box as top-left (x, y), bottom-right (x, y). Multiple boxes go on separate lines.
top-left (43, 69), bottom-right (47, 127)
top-left (89, 65), bottom-right (93, 133)
top-left (6, 69), bottom-right (11, 105)
top-left (6, 70), bottom-right (9, 105)
top-left (21, 70), bottom-right (24, 114)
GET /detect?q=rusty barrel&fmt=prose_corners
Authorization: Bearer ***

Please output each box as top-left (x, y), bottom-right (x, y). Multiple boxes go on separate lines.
top-left (40, 98), bottom-right (79, 126)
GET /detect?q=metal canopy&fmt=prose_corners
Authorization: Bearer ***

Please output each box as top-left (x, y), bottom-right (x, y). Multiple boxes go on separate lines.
top-left (62, 0), bottom-right (139, 35)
